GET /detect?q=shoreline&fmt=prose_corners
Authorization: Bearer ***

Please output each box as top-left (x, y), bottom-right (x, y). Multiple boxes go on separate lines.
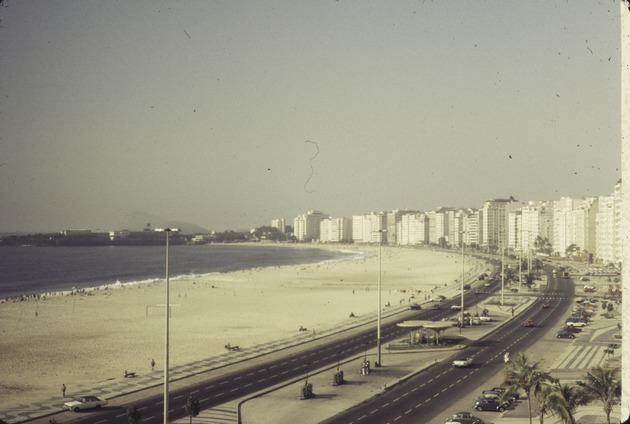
top-left (0, 244), bottom-right (489, 410)
top-left (0, 243), bottom-right (362, 302)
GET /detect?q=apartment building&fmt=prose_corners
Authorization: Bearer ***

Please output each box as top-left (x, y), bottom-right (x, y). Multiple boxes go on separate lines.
top-left (481, 198), bottom-right (521, 249)
top-left (271, 218), bottom-right (286, 233)
top-left (293, 211), bottom-right (328, 242)
top-left (320, 217), bottom-right (352, 243)
top-left (397, 212), bottom-right (428, 245)
top-left (352, 212), bottom-right (387, 243)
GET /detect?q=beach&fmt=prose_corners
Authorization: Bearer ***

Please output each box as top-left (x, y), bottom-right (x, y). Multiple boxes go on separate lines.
top-left (0, 244), bottom-right (487, 410)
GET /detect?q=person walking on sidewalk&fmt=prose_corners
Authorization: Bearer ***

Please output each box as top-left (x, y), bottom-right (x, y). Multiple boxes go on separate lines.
top-left (151, 358), bottom-right (155, 371)
top-left (62, 384), bottom-right (66, 397)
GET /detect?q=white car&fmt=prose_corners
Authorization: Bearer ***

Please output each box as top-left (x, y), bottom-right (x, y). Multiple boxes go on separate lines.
top-left (479, 316), bottom-right (492, 322)
top-left (565, 320), bottom-right (587, 327)
top-left (63, 395), bottom-right (108, 412)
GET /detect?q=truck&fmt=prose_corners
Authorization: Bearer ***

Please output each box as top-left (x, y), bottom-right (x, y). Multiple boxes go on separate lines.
top-left (452, 357), bottom-right (473, 367)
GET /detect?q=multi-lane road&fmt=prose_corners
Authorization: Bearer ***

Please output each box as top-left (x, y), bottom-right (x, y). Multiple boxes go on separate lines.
top-left (322, 271), bottom-right (574, 423)
top-left (39, 263), bottom-right (574, 424)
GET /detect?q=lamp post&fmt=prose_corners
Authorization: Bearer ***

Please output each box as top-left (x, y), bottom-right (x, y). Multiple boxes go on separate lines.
top-left (164, 228), bottom-right (171, 424)
top-left (500, 231), bottom-right (505, 306)
top-left (375, 229), bottom-right (387, 367)
top-left (460, 231), bottom-right (466, 333)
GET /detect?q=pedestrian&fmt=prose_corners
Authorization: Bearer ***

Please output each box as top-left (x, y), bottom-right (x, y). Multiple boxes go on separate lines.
top-left (151, 358), bottom-right (155, 371)
top-left (62, 384), bottom-right (66, 397)
top-left (511, 307), bottom-right (514, 317)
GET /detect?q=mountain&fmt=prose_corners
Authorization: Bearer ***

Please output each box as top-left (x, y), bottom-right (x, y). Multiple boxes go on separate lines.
top-left (116, 211), bottom-right (211, 235)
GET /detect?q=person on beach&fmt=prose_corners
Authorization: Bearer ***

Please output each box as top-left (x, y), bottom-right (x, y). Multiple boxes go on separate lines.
top-left (151, 358), bottom-right (155, 371)
top-left (62, 384), bottom-right (66, 397)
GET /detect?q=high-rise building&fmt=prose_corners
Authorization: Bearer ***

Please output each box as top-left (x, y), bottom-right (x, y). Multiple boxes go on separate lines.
top-left (352, 212), bottom-right (386, 243)
top-left (320, 217), bottom-right (352, 243)
top-left (293, 211), bottom-right (327, 242)
top-left (397, 212), bottom-right (428, 245)
top-left (271, 218), bottom-right (285, 233)
top-left (481, 198), bottom-right (521, 249)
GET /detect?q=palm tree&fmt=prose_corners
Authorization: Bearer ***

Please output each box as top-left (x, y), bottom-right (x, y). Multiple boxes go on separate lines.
top-left (535, 379), bottom-right (568, 424)
top-left (580, 366), bottom-right (621, 424)
top-left (555, 383), bottom-right (589, 424)
top-left (504, 353), bottom-right (552, 424)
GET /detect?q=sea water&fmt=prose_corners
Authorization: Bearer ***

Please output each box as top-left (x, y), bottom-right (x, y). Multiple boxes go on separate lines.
top-left (0, 244), bottom-right (356, 299)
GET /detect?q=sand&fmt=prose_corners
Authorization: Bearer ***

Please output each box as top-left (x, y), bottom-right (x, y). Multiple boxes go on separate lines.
top-left (0, 244), bottom-right (488, 409)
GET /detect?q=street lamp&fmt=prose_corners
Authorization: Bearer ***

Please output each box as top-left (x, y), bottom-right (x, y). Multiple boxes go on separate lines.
top-left (460, 231), bottom-right (466, 333)
top-left (375, 229), bottom-right (387, 367)
top-left (164, 228), bottom-right (172, 424)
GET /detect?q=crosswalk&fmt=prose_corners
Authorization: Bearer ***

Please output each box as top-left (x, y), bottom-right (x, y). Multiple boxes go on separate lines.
top-left (552, 344), bottom-right (607, 371)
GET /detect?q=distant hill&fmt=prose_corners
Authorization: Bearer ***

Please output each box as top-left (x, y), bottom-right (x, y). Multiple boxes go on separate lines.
top-left (116, 211), bottom-right (211, 235)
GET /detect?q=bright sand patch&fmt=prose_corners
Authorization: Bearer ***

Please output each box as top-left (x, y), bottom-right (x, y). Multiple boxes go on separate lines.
top-left (0, 245), bottom-right (487, 408)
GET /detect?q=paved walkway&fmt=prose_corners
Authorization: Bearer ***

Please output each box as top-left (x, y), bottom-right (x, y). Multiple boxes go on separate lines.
top-left (7, 260), bottom-right (622, 424)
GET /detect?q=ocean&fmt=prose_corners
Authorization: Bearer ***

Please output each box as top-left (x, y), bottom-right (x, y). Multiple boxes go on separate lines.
top-left (0, 244), bottom-right (357, 299)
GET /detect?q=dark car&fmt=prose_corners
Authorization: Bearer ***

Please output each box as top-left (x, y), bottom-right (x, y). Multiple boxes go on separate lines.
top-left (473, 397), bottom-right (507, 412)
top-left (409, 303), bottom-right (422, 310)
top-left (563, 326), bottom-right (582, 333)
top-left (555, 330), bottom-right (576, 339)
top-left (445, 411), bottom-right (484, 424)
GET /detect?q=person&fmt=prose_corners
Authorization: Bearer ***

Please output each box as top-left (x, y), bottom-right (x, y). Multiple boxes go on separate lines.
top-left (151, 358), bottom-right (155, 371)
top-left (62, 384), bottom-right (66, 397)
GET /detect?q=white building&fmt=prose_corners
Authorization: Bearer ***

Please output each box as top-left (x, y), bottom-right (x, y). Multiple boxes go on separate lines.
top-left (271, 218), bottom-right (285, 233)
top-left (397, 212), bottom-right (428, 245)
top-left (320, 217), bottom-right (352, 243)
top-left (352, 212), bottom-right (386, 243)
top-left (293, 211), bottom-right (327, 242)
top-left (481, 198), bottom-right (521, 249)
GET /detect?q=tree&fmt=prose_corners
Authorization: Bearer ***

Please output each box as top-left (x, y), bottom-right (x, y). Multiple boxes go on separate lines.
top-left (580, 366), bottom-right (621, 424)
top-left (505, 353), bottom-right (552, 424)
top-left (555, 383), bottom-right (589, 424)
top-left (127, 405), bottom-right (142, 424)
top-left (565, 243), bottom-right (580, 257)
top-left (184, 394), bottom-right (200, 424)
top-left (535, 379), bottom-right (571, 424)
top-left (534, 236), bottom-right (553, 255)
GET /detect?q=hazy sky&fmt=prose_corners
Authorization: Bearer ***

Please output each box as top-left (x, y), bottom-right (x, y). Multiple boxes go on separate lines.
top-left (0, 1), bottom-right (622, 232)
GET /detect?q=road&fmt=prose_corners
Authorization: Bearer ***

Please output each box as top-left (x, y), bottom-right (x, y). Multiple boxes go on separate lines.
top-left (44, 263), bottom-right (508, 423)
top-left (321, 271), bottom-right (574, 424)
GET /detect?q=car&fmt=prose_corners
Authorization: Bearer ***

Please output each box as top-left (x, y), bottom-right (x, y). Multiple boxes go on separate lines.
top-left (580, 276), bottom-right (590, 281)
top-left (479, 315), bottom-right (492, 322)
top-left (445, 411), bottom-right (484, 424)
top-left (565, 320), bottom-right (587, 327)
top-left (451, 305), bottom-right (462, 311)
top-left (555, 330), bottom-right (576, 339)
top-left (541, 303), bottom-right (550, 309)
top-left (481, 390), bottom-right (516, 405)
top-left (473, 289), bottom-right (484, 295)
top-left (473, 397), bottom-right (507, 412)
top-left (452, 357), bottom-right (473, 367)
top-left (522, 319), bottom-right (535, 327)
top-left (63, 395), bottom-right (108, 412)
top-left (409, 303), bottom-right (422, 310)
top-left (562, 326), bottom-right (582, 333)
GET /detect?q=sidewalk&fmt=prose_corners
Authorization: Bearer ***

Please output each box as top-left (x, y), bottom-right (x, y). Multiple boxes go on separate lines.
top-left (4, 265), bottom-right (483, 424)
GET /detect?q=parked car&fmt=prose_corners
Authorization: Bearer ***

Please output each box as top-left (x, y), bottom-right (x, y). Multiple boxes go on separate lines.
top-left (409, 303), bottom-right (422, 310)
top-left (473, 397), bottom-right (507, 412)
top-left (562, 326), bottom-right (582, 333)
top-left (555, 330), bottom-right (576, 339)
top-left (565, 320), bottom-right (587, 328)
top-left (63, 396), bottom-right (108, 412)
top-left (445, 411), bottom-right (484, 424)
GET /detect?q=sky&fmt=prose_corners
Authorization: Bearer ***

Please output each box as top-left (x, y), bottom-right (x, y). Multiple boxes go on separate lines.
top-left (0, 0), bottom-right (622, 233)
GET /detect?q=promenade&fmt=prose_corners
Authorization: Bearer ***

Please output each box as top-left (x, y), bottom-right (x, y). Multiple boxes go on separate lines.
top-left (6, 270), bottom-right (622, 424)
